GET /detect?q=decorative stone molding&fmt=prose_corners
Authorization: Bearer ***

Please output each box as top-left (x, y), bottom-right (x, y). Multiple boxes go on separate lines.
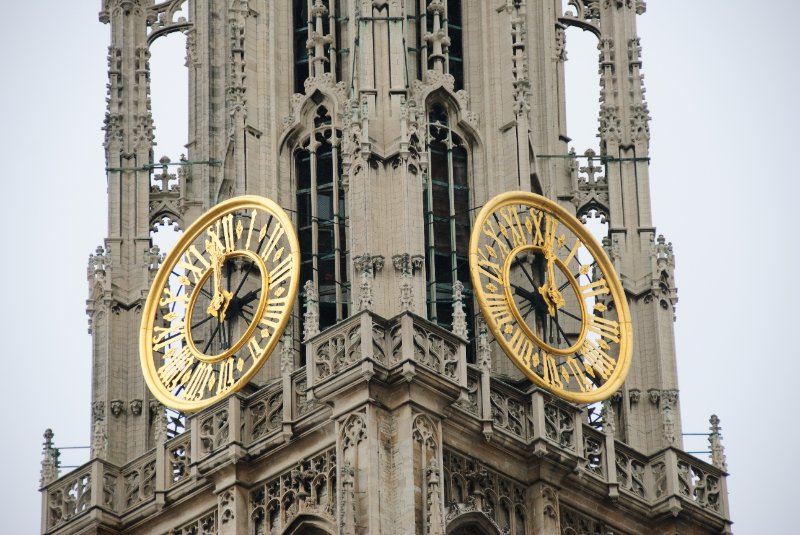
top-left (629, 388), bottom-right (641, 404)
top-left (648, 388), bottom-right (660, 405)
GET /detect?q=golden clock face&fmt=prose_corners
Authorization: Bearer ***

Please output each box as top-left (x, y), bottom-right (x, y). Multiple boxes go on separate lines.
top-left (470, 191), bottom-right (632, 403)
top-left (140, 195), bottom-right (300, 412)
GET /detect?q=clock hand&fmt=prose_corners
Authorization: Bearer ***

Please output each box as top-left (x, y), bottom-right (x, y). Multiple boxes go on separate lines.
top-left (206, 240), bottom-right (233, 320)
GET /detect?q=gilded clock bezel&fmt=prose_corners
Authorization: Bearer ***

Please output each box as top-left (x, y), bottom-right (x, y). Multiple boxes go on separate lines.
top-left (140, 195), bottom-right (300, 412)
top-left (469, 191), bottom-right (632, 403)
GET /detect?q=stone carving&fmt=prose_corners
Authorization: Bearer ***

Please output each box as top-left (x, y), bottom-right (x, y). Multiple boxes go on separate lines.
top-left (442, 449), bottom-right (526, 532)
top-left (103, 473), bottom-right (116, 510)
top-left (709, 414), bottom-right (727, 471)
top-left (560, 503), bottom-right (622, 535)
top-left (89, 245), bottom-right (112, 282)
top-left (583, 431), bottom-right (605, 477)
top-left (555, 26), bottom-right (567, 62)
top-left (615, 451), bottom-right (646, 498)
top-left (449, 280), bottom-right (468, 339)
top-left (168, 435), bottom-right (191, 487)
top-left (544, 402), bottom-right (575, 450)
top-left (250, 388), bottom-right (283, 441)
top-left (392, 253), bottom-right (424, 311)
top-left (341, 412), bottom-right (367, 451)
top-left (477, 319), bottom-right (491, 372)
top-left (218, 488), bottom-right (235, 525)
top-left (340, 462), bottom-right (355, 534)
top-left (408, 325), bottom-right (459, 379)
top-left (572, 148), bottom-right (610, 223)
top-left (354, 254), bottom-right (384, 311)
top-left (129, 399), bottom-right (143, 416)
top-left (650, 234), bottom-right (678, 314)
top-left (200, 409), bottom-right (229, 454)
top-left (91, 418), bottom-right (108, 460)
top-left (110, 399), bottom-right (124, 417)
top-left (124, 457), bottom-right (156, 509)
top-left (303, 280), bottom-right (320, 340)
top-left (40, 429), bottom-right (60, 488)
top-left (46, 469), bottom-right (91, 529)
top-left (677, 458), bottom-right (722, 512)
top-left (599, 104), bottom-right (622, 144)
top-left (507, 0), bottom-right (531, 115)
top-left (280, 331), bottom-right (294, 375)
top-left (490, 388), bottom-right (525, 438)
top-left (249, 448), bottom-right (337, 531)
top-left (150, 401), bottom-right (168, 445)
top-left (314, 323), bottom-right (362, 381)
top-left (168, 510), bottom-right (217, 535)
top-left (628, 388), bottom-right (641, 404)
top-left (661, 389), bottom-right (679, 445)
top-left (601, 398), bottom-right (616, 436)
top-left (146, 0), bottom-right (191, 42)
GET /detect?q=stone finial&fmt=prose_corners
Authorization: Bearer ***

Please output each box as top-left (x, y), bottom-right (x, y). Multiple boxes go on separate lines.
top-left (91, 418), bottom-right (108, 459)
top-left (392, 253), bottom-right (424, 311)
top-left (354, 254), bottom-right (384, 311)
top-left (281, 330), bottom-right (294, 375)
top-left (601, 399), bottom-right (616, 436)
top-left (303, 280), bottom-right (320, 340)
top-left (40, 429), bottom-right (60, 487)
top-left (89, 245), bottom-right (111, 282)
top-left (451, 280), bottom-right (468, 339)
top-left (340, 462), bottom-right (356, 535)
top-left (709, 414), bottom-right (728, 471)
top-left (477, 319), bottom-right (491, 372)
top-left (150, 401), bottom-right (168, 445)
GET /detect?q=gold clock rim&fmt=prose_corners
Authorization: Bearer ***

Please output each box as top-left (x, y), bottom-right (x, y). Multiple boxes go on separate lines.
top-left (183, 249), bottom-right (270, 364)
top-left (501, 243), bottom-right (588, 356)
top-left (469, 190), bottom-right (632, 404)
top-left (140, 195), bottom-right (300, 412)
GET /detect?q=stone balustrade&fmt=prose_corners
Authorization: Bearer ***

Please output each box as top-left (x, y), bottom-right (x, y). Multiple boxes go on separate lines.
top-left (41, 311), bottom-right (729, 533)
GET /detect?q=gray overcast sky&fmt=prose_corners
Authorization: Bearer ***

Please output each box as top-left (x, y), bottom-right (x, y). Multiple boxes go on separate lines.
top-left (1, 1), bottom-right (797, 533)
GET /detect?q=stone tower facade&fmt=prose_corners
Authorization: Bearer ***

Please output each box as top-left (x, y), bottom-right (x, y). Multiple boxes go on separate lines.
top-left (41, 1), bottom-right (732, 534)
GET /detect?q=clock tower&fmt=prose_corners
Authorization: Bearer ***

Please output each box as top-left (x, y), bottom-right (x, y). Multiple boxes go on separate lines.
top-left (41, 1), bottom-right (732, 534)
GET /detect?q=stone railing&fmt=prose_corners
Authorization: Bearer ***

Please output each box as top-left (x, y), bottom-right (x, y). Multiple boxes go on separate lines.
top-left (41, 311), bottom-right (729, 532)
top-left (306, 311), bottom-right (467, 400)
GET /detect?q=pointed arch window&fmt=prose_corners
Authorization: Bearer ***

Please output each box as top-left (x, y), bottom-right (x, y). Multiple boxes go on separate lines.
top-left (296, 107), bottom-right (350, 332)
top-left (293, 0), bottom-right (350, 94)
top-left (423, 103), bottom-right (472, 330)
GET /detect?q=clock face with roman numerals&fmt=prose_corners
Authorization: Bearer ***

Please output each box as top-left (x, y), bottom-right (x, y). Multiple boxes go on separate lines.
top-left (470, 191), bottom-right (632, 403)
top-left (140, 195), bottom-right (300, 412)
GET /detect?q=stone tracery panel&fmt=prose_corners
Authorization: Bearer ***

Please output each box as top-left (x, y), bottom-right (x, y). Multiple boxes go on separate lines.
top-left (442, 449), bottom-right (526, 534)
